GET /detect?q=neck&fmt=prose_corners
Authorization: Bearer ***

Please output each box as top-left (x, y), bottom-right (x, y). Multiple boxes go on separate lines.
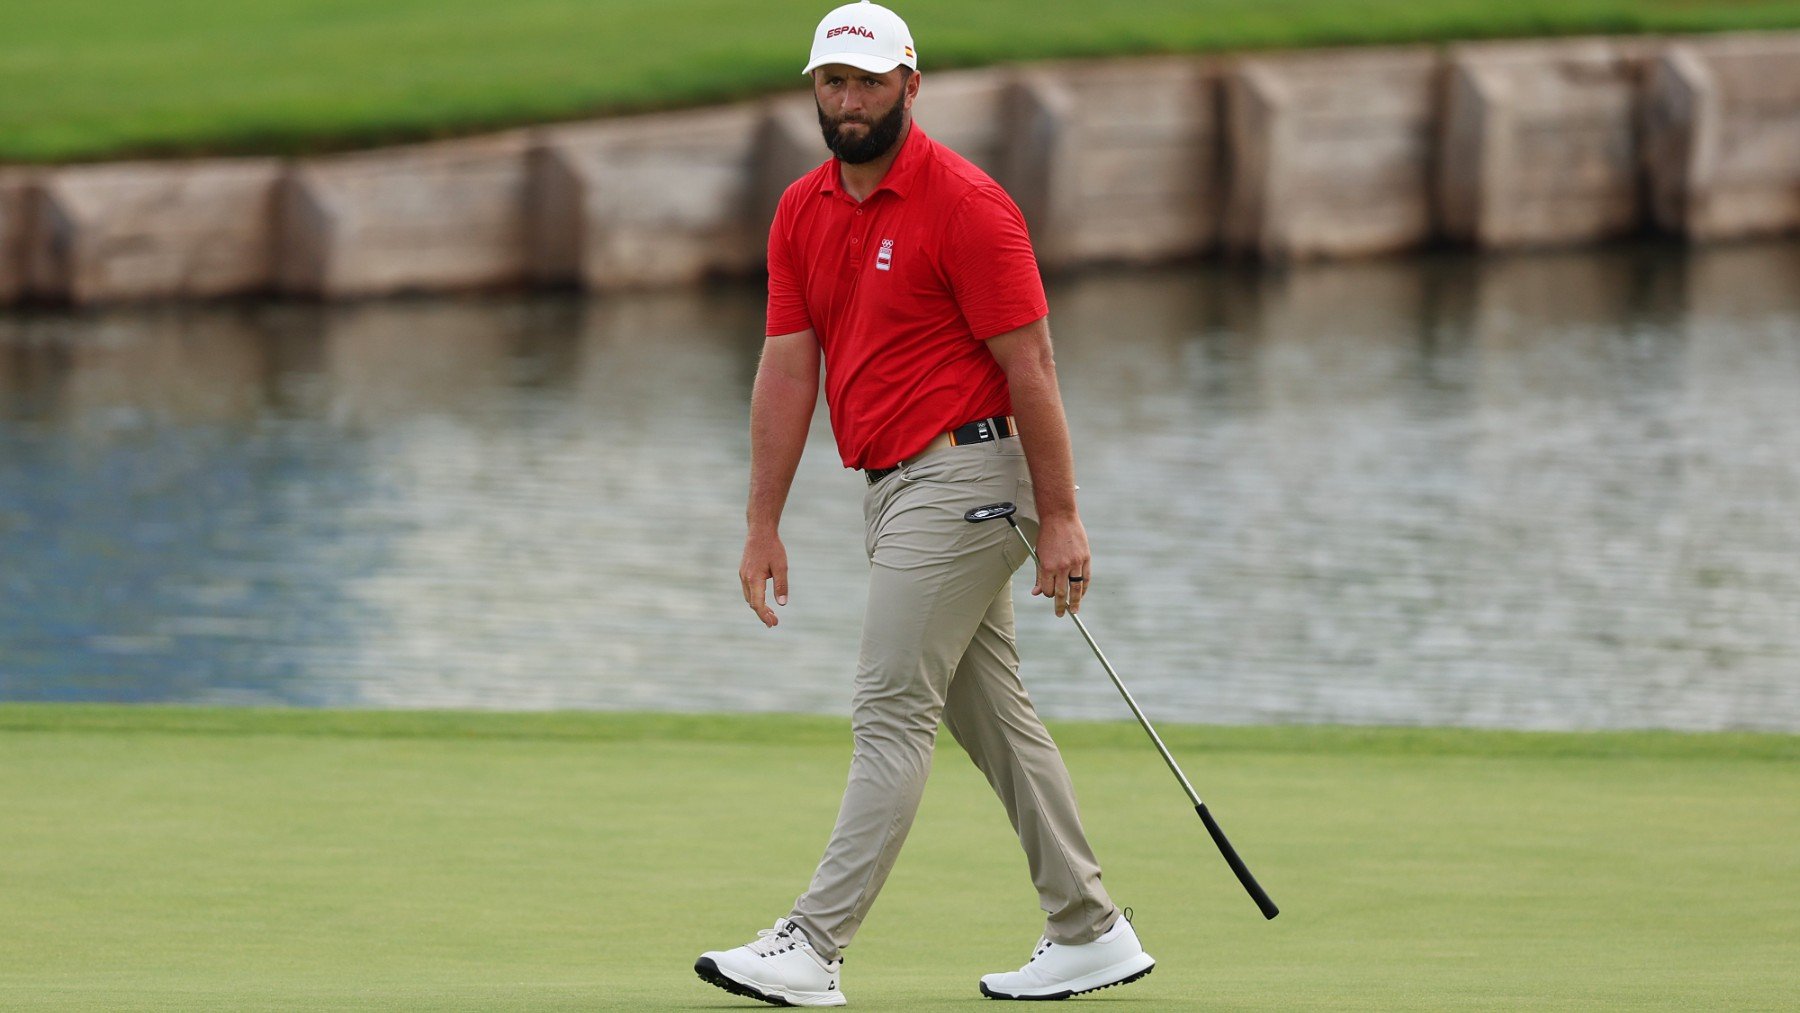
top-left (838, 121), bottom-right (911, 203)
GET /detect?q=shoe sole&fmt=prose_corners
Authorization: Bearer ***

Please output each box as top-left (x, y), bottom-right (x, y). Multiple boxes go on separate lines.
top-left (694, 956), bottom-right (845, 1008)
top-left (696, 957), bottom-right (794, 1007)
top-left (978, 960), bottom-right (1155, 1001)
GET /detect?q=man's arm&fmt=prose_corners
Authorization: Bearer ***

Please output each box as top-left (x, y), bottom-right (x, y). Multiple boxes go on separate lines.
top-left (986, 315), bottom-right (1090, 617)
top-left (741, 328), bottom-right (822, 628)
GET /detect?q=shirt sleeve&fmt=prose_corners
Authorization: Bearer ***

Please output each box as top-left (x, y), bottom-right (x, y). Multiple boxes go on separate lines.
top-left (765, 193), bottom-right (812, 337)
top-left (943, 186), bottom-right (1050, 340)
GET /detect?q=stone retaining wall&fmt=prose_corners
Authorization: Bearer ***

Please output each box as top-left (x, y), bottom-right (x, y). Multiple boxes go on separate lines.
top-left (277, 133), bottom-right (535, 299)
top-left (532, 106), bottom-right (766, 290)
top-left (1225, 46), bottom-right (1443, 260)
top-left (1008, 58), bottom-right (1225, 269)
top-left (1645, 33), bottom-right (1800, 240)
top-left (1440, 39), bottom-right (1648, 249)
top-left (27, 159), bottom-right (281, 303)
top-left (0, 169), bottom-right (34, 304)
top-left (2, 32), bottom-right (1798, 305)
top-left (912, 68), bottom-right (1013, 182)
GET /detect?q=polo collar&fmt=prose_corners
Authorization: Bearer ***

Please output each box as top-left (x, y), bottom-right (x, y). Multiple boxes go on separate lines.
top-left (819, 123), bottom-right (929, 201)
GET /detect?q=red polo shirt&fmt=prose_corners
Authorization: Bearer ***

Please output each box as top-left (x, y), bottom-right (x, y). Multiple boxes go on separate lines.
top-left (766, 125), bottom-right (1049, 470)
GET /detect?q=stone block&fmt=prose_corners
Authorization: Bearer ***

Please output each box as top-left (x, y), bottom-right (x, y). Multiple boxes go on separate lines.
top-left (1225, 47), bottom-right (1443, 260)
top-left (912, 68), bottom-right (1013, 180)
top-left (1645, 33), bottom-right (1800, 240)
top-left (1, 168), bottom-right (35, 304)
top-left (278, 133), bottom-right (533, 298)
top-left (1440, 40), bottom-right (1645, 249)
top-left (754, 95), bottom-right (831, 230)
top-left (532, 105), bottom-right (765, 290)
top-left (25, 160), bottom-right (280, 304)
top-left (1006, 58), bottom-right (1223, 268)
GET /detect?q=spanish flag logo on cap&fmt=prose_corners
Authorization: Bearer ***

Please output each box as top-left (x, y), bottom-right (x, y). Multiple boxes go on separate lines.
top-left (904, 45), bottom-right (915, 59)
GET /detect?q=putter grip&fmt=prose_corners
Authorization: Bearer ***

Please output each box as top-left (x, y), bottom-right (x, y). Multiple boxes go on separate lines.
top-left (1197, 803), bottom-right (1280, 920)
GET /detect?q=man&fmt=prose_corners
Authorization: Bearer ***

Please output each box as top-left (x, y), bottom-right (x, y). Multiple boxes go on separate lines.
top-left (694, 2), bottom-right (1154, 1005)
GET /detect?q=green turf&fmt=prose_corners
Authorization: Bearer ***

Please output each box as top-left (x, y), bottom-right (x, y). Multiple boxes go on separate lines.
top-left (4, 2), bottom-right (1800, 162)
top-left (1, 705), bottom-right (1795, 1010)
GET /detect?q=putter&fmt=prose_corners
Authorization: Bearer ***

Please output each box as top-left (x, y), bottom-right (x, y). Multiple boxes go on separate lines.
top-left (964, 501), bottom-right (1280, 920)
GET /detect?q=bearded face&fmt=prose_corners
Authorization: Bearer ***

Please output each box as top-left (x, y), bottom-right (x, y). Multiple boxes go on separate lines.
top-left (816, 92), bottom-right (907, 164)
top-left (813, 68), bottom-right (911, 164)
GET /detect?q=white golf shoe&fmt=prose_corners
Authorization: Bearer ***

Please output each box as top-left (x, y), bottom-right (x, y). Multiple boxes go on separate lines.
top-left (695, 917), bottom-right (846, 1007)
top-left (979, 911), bottom-right (1155, 1000)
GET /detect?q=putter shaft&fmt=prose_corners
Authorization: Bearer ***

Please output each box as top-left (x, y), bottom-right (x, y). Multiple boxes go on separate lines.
top-left (1002, 515), bottom-right (1280, 920)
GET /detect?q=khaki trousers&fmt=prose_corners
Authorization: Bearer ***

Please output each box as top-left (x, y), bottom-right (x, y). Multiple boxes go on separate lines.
top-left (787, 438), bottom-right (1116, 961)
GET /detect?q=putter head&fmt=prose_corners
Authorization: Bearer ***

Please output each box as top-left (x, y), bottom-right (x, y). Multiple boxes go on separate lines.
top-left (964, 502), bottom-right (1017, 523)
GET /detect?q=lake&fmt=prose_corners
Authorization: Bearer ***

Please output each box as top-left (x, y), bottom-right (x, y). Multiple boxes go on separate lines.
top-left (3, 242), bottom-right (1798, 731)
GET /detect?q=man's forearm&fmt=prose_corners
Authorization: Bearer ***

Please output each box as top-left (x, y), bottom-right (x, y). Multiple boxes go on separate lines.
top-left (746, 358), bottom-right (819, 533)
top-left (1003, 340), bottom-right (1079, 521)
top-left (988, 317), bottom-right (1091, 614)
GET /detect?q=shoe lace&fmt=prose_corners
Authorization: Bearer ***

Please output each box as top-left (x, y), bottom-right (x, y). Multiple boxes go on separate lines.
top-left (747, 923), bottom-right (805, 958)
top-left (1026, 907), bottom-right (1133, 965)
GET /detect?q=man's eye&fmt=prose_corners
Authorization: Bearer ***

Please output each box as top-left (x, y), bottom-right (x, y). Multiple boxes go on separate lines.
top-left (863, 78), bottom-right (881, 87)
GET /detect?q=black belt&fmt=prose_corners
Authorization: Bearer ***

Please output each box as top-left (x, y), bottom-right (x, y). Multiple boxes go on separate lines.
top-left (864, 415), bottom-right (1017, 486)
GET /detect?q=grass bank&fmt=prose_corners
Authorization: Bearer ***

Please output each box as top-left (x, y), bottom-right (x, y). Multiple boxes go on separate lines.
top-left (1, 705), bottom-right (1795, 1009)
top-left (5, 2), bottom-right (1800, 162)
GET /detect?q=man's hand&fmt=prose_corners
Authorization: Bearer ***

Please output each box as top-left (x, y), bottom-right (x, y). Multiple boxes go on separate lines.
top-left (1030, 513), bottom-right (1091, 617)
top-left (740, 529), bottom-right (790, 628)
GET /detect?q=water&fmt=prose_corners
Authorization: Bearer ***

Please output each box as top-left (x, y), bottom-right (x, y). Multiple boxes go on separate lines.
top-left (3, 243), bottom-right (1798, 731)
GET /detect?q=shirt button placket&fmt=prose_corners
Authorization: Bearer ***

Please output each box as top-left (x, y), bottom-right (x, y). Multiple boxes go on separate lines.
top-left (847, 206), bottom-right (864, 268)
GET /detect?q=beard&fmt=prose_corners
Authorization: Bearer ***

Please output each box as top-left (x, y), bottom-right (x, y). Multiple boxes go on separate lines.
top-left (816, 96), bottom-right (908, 165)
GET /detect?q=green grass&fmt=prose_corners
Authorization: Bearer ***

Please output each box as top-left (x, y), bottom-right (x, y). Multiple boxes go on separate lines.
top-left (4, 2), bottom-right (1800, 162)
top-left (1, 706), bottom-right (1796, 1009)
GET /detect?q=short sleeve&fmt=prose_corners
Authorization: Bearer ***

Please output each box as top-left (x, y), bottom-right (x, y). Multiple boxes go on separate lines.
top-left (765, 195), bottom-right (812, 337)
top-left (943, 187), bottom-right (1049, 340)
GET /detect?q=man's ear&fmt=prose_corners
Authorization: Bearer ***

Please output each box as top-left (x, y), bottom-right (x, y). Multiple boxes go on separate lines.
top-left (903, 69), bottom-right (921, 110)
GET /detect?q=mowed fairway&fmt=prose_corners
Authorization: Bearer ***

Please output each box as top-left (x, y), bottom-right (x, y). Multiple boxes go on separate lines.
top-left (6, 1), bottom-right (1800, 160)
top-left (0, 706), bottom-right (1795, 1010)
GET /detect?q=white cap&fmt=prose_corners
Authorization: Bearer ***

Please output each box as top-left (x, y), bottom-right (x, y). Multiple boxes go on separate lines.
top-left (802, 2), bottom-right (916, 76)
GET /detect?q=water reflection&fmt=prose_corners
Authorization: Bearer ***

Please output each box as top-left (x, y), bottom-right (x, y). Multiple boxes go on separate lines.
top-left (2, 243), bottom-right (1798, 730)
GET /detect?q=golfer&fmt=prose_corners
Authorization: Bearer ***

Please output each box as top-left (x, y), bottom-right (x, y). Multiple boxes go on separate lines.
top-left (695, 2), bottom-right (1154, 1005)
